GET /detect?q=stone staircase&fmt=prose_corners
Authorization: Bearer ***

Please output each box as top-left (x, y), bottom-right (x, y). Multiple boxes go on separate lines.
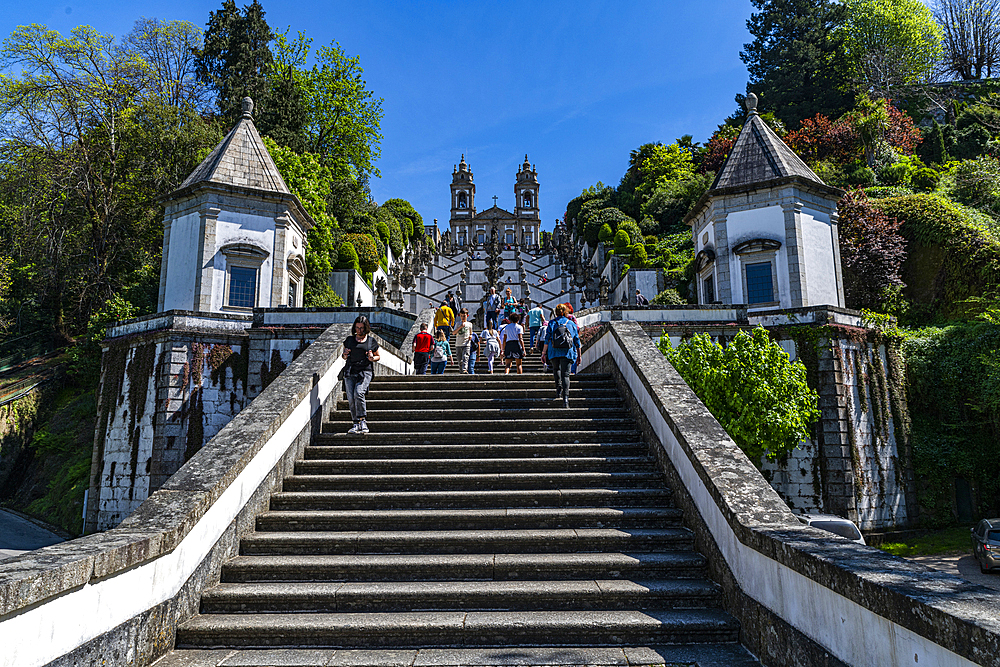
top-left (168, 369), bottom-right (759, 665)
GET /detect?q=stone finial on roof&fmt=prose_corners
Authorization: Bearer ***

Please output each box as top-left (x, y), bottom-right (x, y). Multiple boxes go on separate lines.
top-left (241, 97), bottom-right (254, 119)
top-left (745, 92), bottom-right (758, 114)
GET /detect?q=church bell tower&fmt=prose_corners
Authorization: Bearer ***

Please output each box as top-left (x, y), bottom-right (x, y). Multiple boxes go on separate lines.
top-left (515, 155), bottom-right (539, 219)
top-left (451, 155), bottom-right (476, 219)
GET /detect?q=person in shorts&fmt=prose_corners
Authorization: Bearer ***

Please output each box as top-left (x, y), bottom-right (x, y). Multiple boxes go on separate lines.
top-left (500, 311), bottom-right (526, 375)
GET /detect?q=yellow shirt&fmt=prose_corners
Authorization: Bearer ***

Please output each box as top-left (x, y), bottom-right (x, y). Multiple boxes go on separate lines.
top-left (434, 306), bottom-right (454, 328)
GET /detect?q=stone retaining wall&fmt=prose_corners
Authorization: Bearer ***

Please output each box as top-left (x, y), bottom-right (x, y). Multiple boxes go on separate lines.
top-left (1, 321), bottom-right (413, 667)
top-left (579, 321), bottom-right (999, 667)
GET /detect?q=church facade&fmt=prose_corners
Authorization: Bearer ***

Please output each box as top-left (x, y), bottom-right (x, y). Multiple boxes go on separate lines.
top-left (448, 155), bottom-right (541, 247)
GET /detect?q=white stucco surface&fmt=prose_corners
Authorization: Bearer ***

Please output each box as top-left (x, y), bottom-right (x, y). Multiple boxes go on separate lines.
top-left (800, 209), bottom-right (841, 307)
top-left (212, 216), bottom-right (275, 311)
top-left (162, 212), bottom-right (200, 311)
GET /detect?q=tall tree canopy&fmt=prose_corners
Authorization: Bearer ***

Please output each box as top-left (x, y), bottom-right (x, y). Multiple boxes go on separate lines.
top-left (933, 0), bottom-right (1000, 80)
top-left (196, 0), bottom-right (274, 123)
top-left (842, 0), bottom-right (943, 96)
top-left (741, 0), bottom-right (854, 128)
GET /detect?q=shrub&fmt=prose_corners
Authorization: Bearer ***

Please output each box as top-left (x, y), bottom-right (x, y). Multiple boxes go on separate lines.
top-left (598, 223), bottom-right (614, 243)
top-left (953, 156), bottom-right (1000, 211)
top-left (864, 186), bottom-right (912, 199)
top-left (912, 167), bottom-right (940, 192)
top-left (613, 229), bottom-right (630, 249)
top-left (837, 191), bottom-right (906, 312)
top-left (618, 218), bottom-right (644, 246)
top-left (954, 124), bottom-right (991, 160)
top-left (658, 328), bottom-right (819, 461)
top-left (879, 161), bottom-right (912, 186)
top-left (335, 241), bottom-right (359, 270)
top-left (873, 194), bottom-right (1000, 320)
top-left (342, 233), bottom-right (379, 272)
top-left (304, 284), bottom-right (344, 307)
top-left (847, 163), bottom-right (877, 187)
top-left (651, 288), bottom-right (686, 305)
top-left (628, 243), bottom-right (648, 267)
top-left (375, 220), bottom-right (390, 246)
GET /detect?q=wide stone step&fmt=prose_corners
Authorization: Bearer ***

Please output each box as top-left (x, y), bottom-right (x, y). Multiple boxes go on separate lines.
top-left (302, 442), bottom-right (648, 460)
top-left (221, 552), bottom-right (709, 583)
top-left (328, 407), bottom-right (630, 422)
top-left (314, 429), bottom-right (642, 445)
top-left (255, 507), bottom-right (683, 532)
top-left (155, 644), bottom-right (760, 667)
top-left (281, 471), bottom-right (663, 491)
top-left (293, 456), bottom-right (655, 475)
top-left (240, 527), bottom-right (696, 555)
top-left (198, 579), bottom-right (723, 613)
top-left (174, 608), bottom-right (740, 648)
top-left (269, 488), bottom-right (673, 511)
top-left (323, 418), bottom-right (637, 433)
top-left (335, 397), bottom-right (625, 410)
top-left (356, 387), bottom-right (620, 400)
top-left (368, 375), bottom-right (610, 386)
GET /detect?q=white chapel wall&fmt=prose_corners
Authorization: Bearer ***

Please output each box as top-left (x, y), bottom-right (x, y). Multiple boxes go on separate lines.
top-left (162, 211), bottom-right (201, 311)
top-left (800, 208), bottom-right (841, 307)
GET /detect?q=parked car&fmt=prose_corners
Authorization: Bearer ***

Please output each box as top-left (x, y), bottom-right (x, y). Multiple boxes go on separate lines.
top-left (971, 518), bottom-right (1000, 573)
top-left (798, 514), bottom-right (866, 545)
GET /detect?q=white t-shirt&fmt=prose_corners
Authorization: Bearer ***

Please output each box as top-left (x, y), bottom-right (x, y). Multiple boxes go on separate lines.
top-left (501, 323), bottom-right (523, 346)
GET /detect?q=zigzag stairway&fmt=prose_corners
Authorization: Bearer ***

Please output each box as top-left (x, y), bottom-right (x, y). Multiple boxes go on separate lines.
top-left (162, 368), bottom-right (759, 666)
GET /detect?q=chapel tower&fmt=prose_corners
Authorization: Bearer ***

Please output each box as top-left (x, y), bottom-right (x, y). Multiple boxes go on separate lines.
top-left (451, 155), bottom-right (476, 220)
top-left (514, 154), bottom-right (539, 220)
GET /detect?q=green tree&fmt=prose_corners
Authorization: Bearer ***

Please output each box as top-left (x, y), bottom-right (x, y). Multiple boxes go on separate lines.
top-left (842, 0), bottom-right (943, 96)
top-left (0, 25), bottom-right (219, 337)
top-left (122, 18), bottom-right (208, 110)
top-left (741, 0), bottom-right (854, 128)
top-left (301, 42), bottom-right (384, 181)
top-left (261, 137), bottom-right (338, 304)
top-left (257, 30), bottom-right (309, 152)
top-left (659, 328), bottom-right (820, 461)
top-left (381, 198), bottom-right (423, 244)
top-left (196, 0), bottom-right (274, 123)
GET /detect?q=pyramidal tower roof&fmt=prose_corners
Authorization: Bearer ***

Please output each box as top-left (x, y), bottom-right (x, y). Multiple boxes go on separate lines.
top-left (176, 97), bottom-right (290, 195)
top-left (710, 93), bottom-right (829, 194)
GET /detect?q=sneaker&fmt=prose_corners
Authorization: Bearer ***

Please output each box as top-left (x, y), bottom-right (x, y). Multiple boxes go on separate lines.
top-left (359, 420), bottom-right (370, 434)
top-left (563, 397), bottom-right (570, 409)
top-left (347, 423), bottom-right (362, 434)
top-left (555, 389), bottom-right (562, 398)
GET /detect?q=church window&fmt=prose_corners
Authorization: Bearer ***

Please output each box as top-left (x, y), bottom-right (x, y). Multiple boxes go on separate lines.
top-left (288, 280), bottom-right (298, 307)
top-left (505, 230), bottom-right (515, 244)
top-left (523, 193), bottom-right (533, 208)
top-left (477, 231), bottom-right (486, 244)
top-left (228, 266), bottom-right (257, 309)
top-left (457, 192), bottom-right (467, 208)
top-left (703, 274), bottom-right (715, 305)
top-left (745, 262), bottom-right (775, 304)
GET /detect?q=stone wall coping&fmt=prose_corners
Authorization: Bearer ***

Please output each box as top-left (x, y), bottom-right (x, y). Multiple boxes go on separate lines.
top-left (0, 321), bottom-right (357, 620)
top-left (251, 306), bottom-right (415, 328)
top-left (584, 320), bottom-right (1000, 667)
top-left (106, 310), bottom-right (253, 339)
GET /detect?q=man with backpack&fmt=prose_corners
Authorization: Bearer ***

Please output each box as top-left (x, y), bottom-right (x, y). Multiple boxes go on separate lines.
top-left (412, 322), bottom-right (434, 375)
top-left (542, 303), bottom-right (582, 408)
top-left (484, 287), bottom-right (501, 330)
top-left (467, 328), bottom-right (481, 374)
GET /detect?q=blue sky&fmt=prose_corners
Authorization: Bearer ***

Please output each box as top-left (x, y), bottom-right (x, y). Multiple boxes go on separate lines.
top-left (7, 0), bottom-right (756, 231)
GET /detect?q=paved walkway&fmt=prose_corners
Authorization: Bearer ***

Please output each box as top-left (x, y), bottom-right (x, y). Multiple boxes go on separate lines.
top-left (0, 508), bottom-right (64, 560)
top-left (909, 552), bottom-right (1000, 592)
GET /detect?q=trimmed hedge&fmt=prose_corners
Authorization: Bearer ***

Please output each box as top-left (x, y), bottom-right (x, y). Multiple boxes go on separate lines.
top-left (342, 233), bottom-right (379, 272)
top-left (873, 194), bottom-right (1000, 320)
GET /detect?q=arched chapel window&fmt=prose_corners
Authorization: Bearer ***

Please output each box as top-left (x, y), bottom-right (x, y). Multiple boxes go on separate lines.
top-left (458, 193), bottom-right (467, 208)
top-left (523, 193), bottom-right (533, 207)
